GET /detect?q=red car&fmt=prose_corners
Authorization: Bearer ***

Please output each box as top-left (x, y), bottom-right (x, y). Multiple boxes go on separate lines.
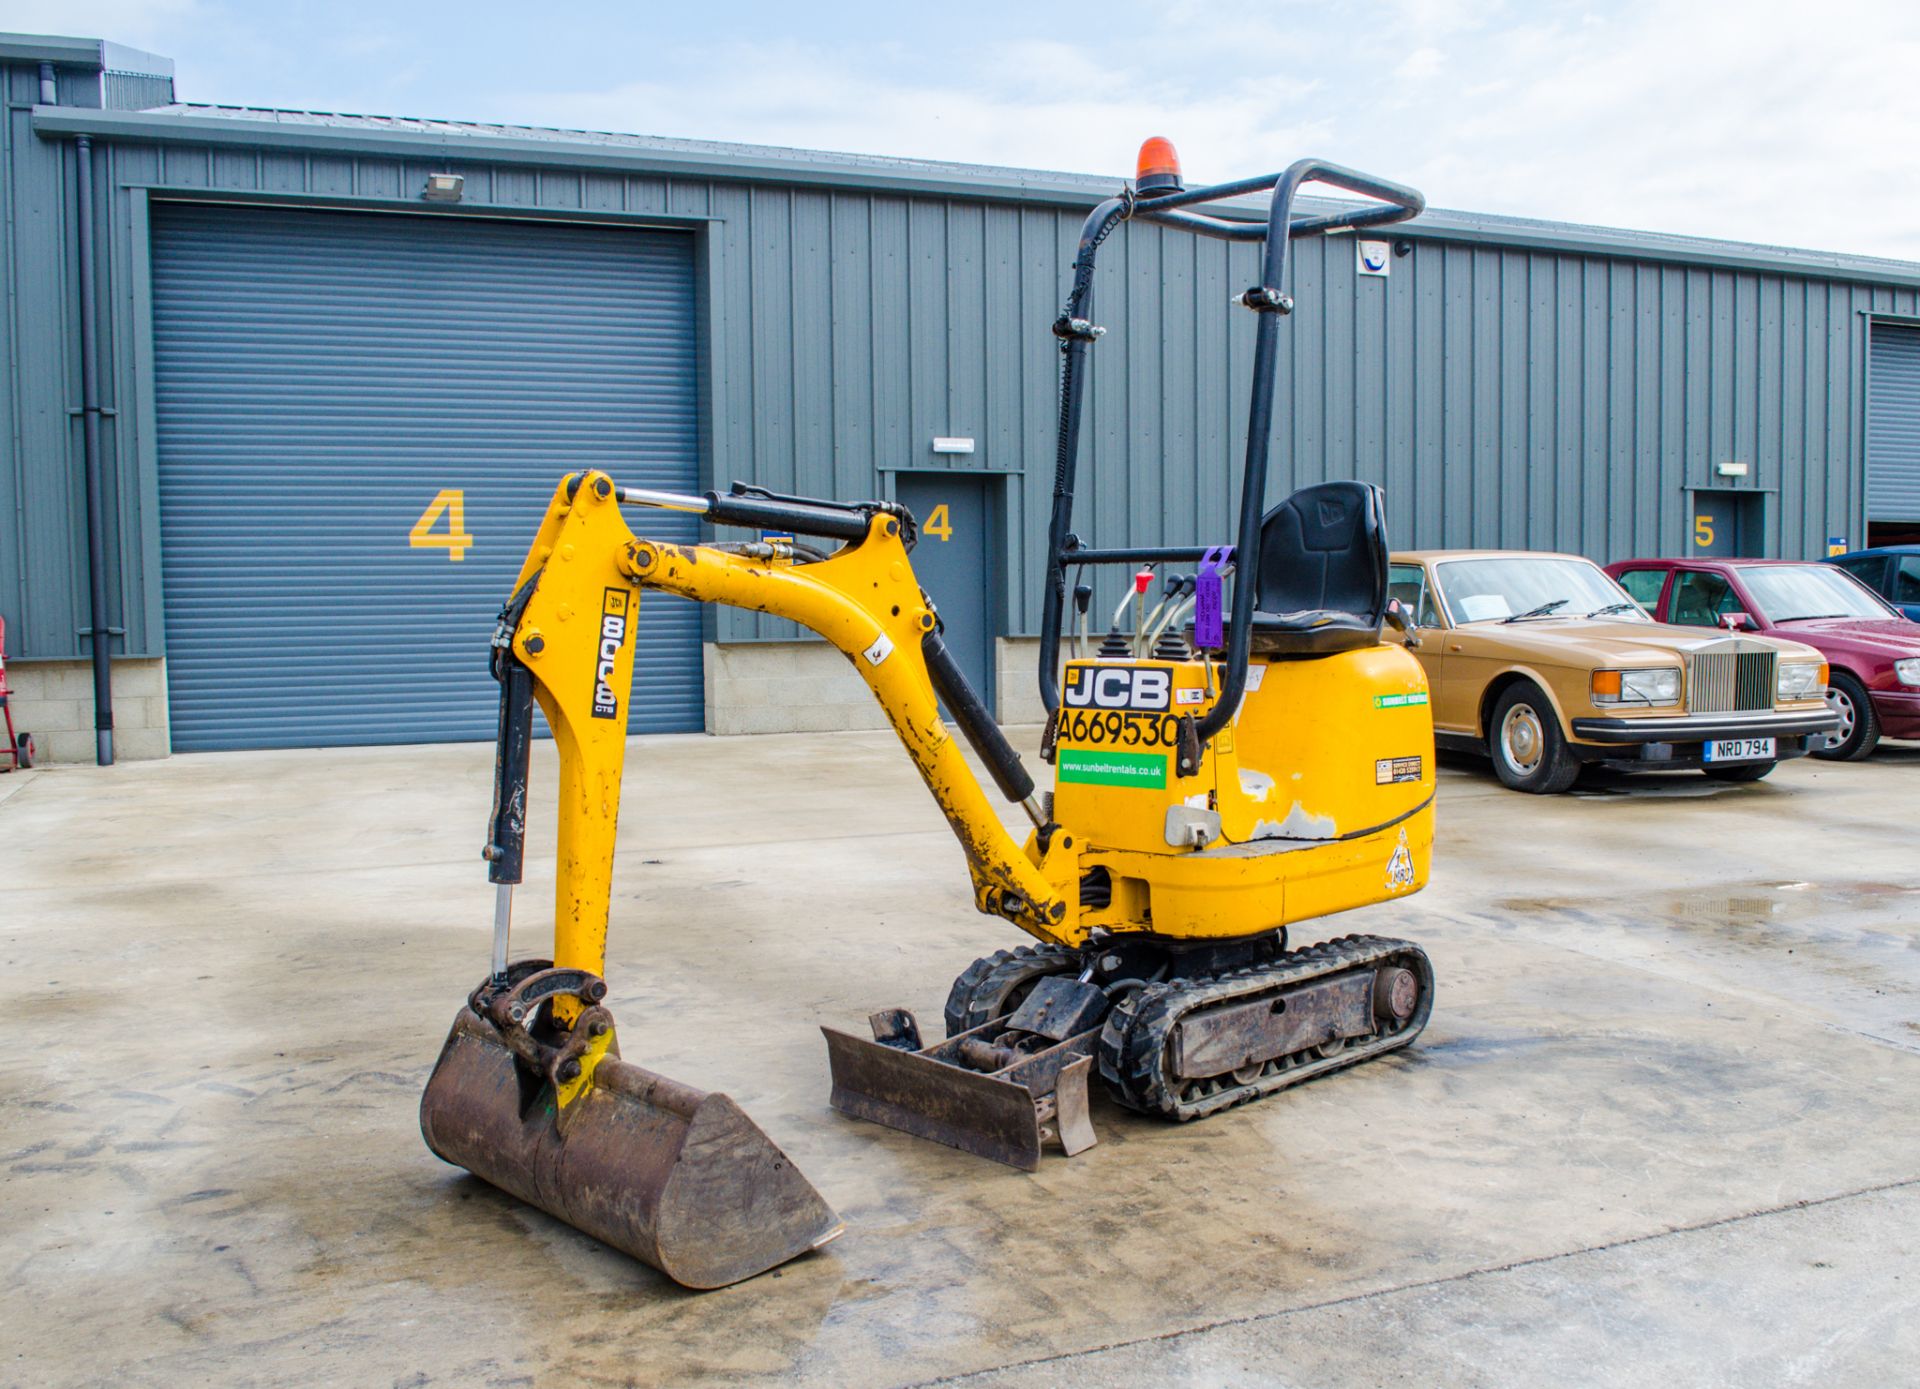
top-left (1605, 557), bottom-right (1920, 760)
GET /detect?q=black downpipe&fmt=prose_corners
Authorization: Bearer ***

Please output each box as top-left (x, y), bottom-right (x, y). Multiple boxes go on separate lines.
top-left (74, 135), bottom-right (114, 766)
top-left (924, 631), bottom-right (1035, 805)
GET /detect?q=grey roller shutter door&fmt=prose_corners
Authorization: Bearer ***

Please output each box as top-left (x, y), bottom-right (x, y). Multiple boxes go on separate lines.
top-left (151, 204), bottom-right (703, 751)
top-left (1869, 323), bottom-right (1920, 523)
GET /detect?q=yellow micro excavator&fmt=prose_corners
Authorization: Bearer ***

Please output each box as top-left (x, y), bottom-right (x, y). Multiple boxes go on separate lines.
top-left (420, 140), bottom-right (1437, 1290)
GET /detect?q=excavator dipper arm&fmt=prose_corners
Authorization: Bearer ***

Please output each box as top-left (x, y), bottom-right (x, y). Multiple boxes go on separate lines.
top-left (494, 470), bottom-right (1070, 986)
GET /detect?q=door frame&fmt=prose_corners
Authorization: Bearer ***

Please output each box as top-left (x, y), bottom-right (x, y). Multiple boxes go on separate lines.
top-left (127, 187), bottom-right (718, 661)
top-left (1683, 487), bottom-right (1769, 559)
top-left (884, 467), bottom-right (1010, 714)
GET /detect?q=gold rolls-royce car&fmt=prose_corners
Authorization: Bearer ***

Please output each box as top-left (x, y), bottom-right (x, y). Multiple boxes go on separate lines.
top-left (1387, 550), bottom-right (1840, 793)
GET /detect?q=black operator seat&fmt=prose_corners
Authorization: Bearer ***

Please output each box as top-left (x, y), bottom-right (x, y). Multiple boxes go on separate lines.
top-left (1247, 480), bottom-right (1389, 656)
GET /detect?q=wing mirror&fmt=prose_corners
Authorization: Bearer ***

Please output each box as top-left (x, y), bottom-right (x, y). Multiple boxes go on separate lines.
top-left (1384, 599), bottom-right (1421, 648)
top-left (1719, 612), bottom-right (1756, 632)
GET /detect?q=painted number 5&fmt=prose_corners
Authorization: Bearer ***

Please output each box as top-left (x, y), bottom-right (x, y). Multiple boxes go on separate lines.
top-left (1693, 514), bottom-right (1714, 549)
top-left (411, 489), bottom-right (474, 562)
top-left (924, 503), bottom-right (953, 541)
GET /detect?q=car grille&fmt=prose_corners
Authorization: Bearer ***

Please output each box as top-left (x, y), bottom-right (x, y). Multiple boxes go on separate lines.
top-left (1688, 649), bottom-right (1776, 712)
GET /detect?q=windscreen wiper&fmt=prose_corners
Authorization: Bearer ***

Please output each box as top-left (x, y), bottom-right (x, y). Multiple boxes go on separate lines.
top-left (1502, 599), bottom-right (1569, 623)
top-left (1585, 601), bottom-right (1639, 619)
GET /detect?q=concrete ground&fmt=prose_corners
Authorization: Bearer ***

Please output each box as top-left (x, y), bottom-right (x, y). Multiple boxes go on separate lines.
top-left (2, 731), bottom-right (1917, 1388)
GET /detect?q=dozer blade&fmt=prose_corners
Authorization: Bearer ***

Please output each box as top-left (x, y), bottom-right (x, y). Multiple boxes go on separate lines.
top-left (823, 1008), bottom-right (1097, 1171)
top-left (421, 1008), bottom-right (843, 1289)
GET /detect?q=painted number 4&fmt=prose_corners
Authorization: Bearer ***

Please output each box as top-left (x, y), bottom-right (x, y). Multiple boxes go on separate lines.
top-left (410, 489), bottom-right (474, 562)
top-left (924, 503), bottom-right (953, 541)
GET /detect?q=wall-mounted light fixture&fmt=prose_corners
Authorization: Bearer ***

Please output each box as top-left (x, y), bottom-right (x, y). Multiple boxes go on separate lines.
top-left (422, 172), bottom-right (464, 203)
top-left (1716, 460), bottom-right (1750, 478)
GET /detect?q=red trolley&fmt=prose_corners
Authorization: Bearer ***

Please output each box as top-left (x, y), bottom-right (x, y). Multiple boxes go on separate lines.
top-left (0, 616), bottom-right (34, 771)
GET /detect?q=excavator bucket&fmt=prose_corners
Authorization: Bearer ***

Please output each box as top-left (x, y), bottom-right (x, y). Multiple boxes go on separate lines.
top-left (420, 1007), bottom-right (843, 1289)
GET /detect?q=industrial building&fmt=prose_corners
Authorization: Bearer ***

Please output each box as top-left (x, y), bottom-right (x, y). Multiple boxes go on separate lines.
top-left (7, 30), bottom-right (1920, 762)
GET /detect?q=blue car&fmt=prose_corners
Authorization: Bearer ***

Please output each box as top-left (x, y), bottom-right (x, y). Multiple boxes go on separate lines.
top-left (1828, 546), bottom-right (1920, 620)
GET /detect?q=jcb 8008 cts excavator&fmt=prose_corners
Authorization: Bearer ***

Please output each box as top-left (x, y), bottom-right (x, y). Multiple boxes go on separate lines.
top-left (420, 141), bottom-right (1437, 1289)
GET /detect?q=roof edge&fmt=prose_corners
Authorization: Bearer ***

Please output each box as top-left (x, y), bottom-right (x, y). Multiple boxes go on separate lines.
top-left (0, 33), bottom-right (106, 67)
top-left (27, 104), bottom-right (1920, 289)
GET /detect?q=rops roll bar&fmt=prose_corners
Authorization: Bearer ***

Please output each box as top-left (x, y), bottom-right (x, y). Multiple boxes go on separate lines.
top-left (1038, 155), bottom-right (1424, 769)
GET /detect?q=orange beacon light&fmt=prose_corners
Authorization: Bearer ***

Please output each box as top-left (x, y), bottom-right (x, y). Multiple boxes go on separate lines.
top-left (1134, 137), bottom-right (1183, 196)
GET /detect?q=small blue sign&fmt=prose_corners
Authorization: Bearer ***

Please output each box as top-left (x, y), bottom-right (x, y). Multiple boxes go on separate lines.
top-left (1826, 535), bottom-right (1848, 557)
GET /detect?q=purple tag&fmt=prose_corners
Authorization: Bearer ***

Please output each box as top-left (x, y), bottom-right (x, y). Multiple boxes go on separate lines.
top-left (1195, 545), bottom-right (1233, 650)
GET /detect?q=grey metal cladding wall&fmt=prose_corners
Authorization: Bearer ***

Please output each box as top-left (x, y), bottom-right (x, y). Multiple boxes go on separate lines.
top-left (702, 187), bottom-right (1904, 641)
top-left (13, 124), bottom-right (1919, 664)
top-left (1868, 323), bottom-right (1920, 521)
top-left (104, 73), bottom-right (173, 111)
top-left (2, 59), bottom-right (148, 666)
top-left (149, 202), bottom-right (701, 749)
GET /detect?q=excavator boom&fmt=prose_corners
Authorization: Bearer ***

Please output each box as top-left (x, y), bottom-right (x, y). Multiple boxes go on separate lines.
top-left (420, 470), bottom-right (1073, 1288)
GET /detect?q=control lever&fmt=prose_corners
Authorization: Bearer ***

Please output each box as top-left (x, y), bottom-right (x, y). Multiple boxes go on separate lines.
top-left (1132, 568), bottom-right (1154, 657)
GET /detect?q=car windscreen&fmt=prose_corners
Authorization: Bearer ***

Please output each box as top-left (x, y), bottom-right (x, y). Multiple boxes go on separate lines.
top-left (1433, 556), bottom-right (1643, 624)
top-left (1740, 565), bottom-right (1890, 621)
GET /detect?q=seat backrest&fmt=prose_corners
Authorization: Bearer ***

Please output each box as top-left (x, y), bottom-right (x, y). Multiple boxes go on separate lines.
top-left (1254, 480), bottom-right (1388, 623)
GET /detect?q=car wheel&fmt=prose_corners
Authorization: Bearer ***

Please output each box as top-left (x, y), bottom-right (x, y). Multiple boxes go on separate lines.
top-left (1812, 671), bottom-right (1880, 761)
top-left (1703, 760), bottom-right (1775, 783)
top-left (1488, 682), bottom-right (1580, 793)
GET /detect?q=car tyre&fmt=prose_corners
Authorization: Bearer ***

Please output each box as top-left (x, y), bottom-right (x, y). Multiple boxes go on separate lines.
top-left (1488, 681), bottom-right (1580, 794)
top-left (1811, 670), bottom-right (1879, 761)
top-left (1703, 760), bottom-right (1775, 783)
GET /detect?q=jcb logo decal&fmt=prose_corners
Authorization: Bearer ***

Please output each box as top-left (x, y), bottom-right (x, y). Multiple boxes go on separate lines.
top-left (1063, 666), bottom-right (1171, 711)
top-left (592, 588), bottom-right (630, 721)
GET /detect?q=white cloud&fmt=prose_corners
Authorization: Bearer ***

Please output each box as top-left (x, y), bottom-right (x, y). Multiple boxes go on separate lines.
top-left (0, 0), bottom-right (199, 48)
top-left (508, 0), bottom-right (1920, 258)
top-left (519, 38), bottom-right (1331, 186)
top-left (25, 0), bottom-right (1920, 260)
top-left (1396, 46), bottom-right (1446, 80)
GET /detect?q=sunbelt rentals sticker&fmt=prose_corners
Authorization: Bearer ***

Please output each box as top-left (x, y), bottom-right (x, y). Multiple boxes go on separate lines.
top-left (1058, 749), bottom-right (1167, 789)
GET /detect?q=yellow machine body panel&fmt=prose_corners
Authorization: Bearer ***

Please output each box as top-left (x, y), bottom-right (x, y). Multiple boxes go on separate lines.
top-left (1046, 651), bottom-right (1434, 943)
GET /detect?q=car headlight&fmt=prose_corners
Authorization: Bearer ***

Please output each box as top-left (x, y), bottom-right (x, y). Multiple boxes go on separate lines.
top-left (1777, 661), bottom-right (1827, 700)
top-left (1592, 667), bottom-right (1681, 706)
top-left (1896, 658), bottom-right (1920, 687)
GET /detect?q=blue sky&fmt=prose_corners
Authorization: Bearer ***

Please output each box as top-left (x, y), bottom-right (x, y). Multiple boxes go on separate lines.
top-left (15, 0), bottom-right (1920, 260)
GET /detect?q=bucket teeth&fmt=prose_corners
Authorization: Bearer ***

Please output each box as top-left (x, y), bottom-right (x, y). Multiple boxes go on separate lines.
top-left (421, 1007), bottom-right (842, 1289)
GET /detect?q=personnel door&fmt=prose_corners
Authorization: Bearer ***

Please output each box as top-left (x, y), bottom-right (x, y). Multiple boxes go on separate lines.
top-left (1688, 492), bottom-right (1762, 559)
top-left (894, 474), bottom-right (995, 713)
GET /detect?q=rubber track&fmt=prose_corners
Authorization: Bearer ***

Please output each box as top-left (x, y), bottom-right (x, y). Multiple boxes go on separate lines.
top-left (943, 943), bottom-right (1082, 1038)
top-left (1096, 934), bottom-right (1434, 1120)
